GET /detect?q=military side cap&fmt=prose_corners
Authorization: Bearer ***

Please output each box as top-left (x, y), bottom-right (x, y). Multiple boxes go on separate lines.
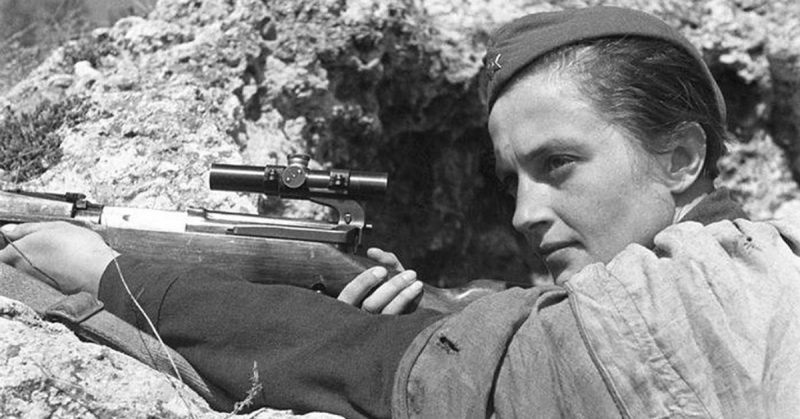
top-left (483, 6), bottom-right (725, 121)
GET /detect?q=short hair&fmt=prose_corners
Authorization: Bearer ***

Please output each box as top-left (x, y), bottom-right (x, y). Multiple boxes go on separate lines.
top-left (504, 37), bottom-right (728, 179)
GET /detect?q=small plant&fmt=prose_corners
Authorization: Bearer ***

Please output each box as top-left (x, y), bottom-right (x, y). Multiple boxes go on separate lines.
top-left (226, 361), bottom-right (264, 417)
top-left (0, 96), bottom-right (89, 183)
top-left (62, 34), bottom-right (119, 68)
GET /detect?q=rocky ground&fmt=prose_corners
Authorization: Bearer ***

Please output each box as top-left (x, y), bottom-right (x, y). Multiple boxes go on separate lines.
top-left (0, 0), bottom-right (798, 416)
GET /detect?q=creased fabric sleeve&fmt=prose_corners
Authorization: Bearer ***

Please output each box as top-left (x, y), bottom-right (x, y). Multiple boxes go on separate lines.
top-left (565, 218), bottom-right (800, 418)
top-left (392, 286), bottom-right (557, 418)
top-left (99, 254), bottom-right (444, 418)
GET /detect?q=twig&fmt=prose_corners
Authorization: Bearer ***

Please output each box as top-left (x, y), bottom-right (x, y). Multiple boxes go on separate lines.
top-left (110, 252), bottom-right (198, 418)
top-left (225, 361), bottom-right (263, 418)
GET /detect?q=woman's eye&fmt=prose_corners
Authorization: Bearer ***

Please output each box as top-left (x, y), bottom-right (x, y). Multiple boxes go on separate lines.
top-left (544, 155), bottom-right (575, 174)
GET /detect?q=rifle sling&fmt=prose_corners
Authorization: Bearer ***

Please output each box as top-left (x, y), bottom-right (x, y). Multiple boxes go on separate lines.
top-left (0, 263), bottom-right (234, 410)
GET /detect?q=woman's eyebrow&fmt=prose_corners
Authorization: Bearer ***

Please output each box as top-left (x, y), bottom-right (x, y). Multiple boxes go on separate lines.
top-left (494, 136), bottom-right (583, 178)
top-left (493, 144), bottom-right (548, 178)
top-left (515, 137), bottom-right (578, 164)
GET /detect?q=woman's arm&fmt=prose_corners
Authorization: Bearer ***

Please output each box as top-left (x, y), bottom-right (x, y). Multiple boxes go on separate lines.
top-left (0, 221), bottom-right (117, 297)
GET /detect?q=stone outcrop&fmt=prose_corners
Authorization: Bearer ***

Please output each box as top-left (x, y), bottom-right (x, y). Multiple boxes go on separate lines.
top-left (0, 0), bottom-right (798, 415)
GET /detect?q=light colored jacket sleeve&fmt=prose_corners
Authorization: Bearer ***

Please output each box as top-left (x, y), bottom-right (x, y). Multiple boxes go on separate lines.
top-left (391, 286), bottom-right (558, 418)
top-left (565, 217), bottom-right (800, 418)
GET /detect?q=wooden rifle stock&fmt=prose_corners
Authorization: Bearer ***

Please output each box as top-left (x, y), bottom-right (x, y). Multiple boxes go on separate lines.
top-left (0, 190), bottom-right (511, 313)
top-left (101, 227), bottom-right (376, 294)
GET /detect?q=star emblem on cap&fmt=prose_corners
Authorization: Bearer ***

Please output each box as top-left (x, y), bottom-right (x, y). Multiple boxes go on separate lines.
top-left (486, 53), bottom-right (502, 79)
top-left (490, 53), bottom-right (502, 71)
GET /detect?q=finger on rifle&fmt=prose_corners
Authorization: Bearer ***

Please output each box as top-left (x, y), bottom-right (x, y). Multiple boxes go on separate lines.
top-left (366, 247), bottom-right (404, 271)
top-left (381, 280), bottom-right (423, 315)
top-left (361, 270), bottom-right (417, 314)
top-left (338, 266), bottom-right (387, 306)
top-left (0, 221), bottom-right (64, 241)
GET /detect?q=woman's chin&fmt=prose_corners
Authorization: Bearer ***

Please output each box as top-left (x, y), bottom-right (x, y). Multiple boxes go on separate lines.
top-left (551, 267), bottom-right (576, 285)
top-left (546, 250), bottom-right (596, 285)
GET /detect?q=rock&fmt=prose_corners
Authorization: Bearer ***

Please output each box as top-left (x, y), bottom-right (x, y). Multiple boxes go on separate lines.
top-left (766, 16), bottom-right (800, 177)
top-left (0, 293), bottom-right (211, 417)
top-left (73, 61), bottom-right (102, 81)
top-left (48, 74), bottom-right (74, 89)
top-left (717, 131), bottom-right (800, 220)
top-left (776, 200), bottom-right (800, 220)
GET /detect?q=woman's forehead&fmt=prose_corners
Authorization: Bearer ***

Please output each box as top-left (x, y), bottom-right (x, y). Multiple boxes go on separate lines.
top-left (489, 73), bottom-right (590, 137)
top-left (489, 75), bottom-right (632, 165)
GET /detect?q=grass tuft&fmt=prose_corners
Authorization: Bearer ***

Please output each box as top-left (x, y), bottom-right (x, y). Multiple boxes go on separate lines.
top-left (0, 96), bottom-right (90, 183)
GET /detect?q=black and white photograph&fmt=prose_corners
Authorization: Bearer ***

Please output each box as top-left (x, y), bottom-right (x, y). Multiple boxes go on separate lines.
top-left (0, 0), bottom-right (798, 417)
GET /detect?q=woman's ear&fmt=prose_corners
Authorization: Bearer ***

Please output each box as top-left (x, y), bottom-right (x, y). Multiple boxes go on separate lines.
top-left (658, 122), bottom-right (707, 194)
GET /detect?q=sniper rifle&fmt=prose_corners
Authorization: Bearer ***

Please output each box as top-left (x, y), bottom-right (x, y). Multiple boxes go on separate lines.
top-left (0, 154), bottom-right (507, 313)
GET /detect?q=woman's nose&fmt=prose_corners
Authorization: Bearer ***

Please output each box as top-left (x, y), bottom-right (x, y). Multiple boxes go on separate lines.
top-left (511, 180), bottom-right (554, 241)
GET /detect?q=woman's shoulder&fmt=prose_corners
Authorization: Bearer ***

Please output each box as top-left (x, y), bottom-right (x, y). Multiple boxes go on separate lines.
top-left (566, 216), bottom-right (800, 417)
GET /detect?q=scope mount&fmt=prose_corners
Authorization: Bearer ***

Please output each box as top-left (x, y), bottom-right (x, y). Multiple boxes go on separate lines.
top-left (226, 195), bottom-right (369, 250)
top-left (209, 154), bottom-right (386, 251)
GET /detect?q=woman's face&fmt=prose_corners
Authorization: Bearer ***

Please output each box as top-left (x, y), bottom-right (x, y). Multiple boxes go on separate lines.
top-left (488, 73), bottom-right (676, 284)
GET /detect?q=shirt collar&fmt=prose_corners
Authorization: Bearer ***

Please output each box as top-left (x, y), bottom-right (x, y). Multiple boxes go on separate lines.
top-left (679, 188), bottom-right (748, 225)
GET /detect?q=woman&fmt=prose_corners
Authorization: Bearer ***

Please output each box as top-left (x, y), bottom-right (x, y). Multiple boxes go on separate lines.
top-left (485, 7), bottom-right (730, 285)
top-left (1, 6), bottom-right (798, 418)
top-left (391, 7), bottom-right (800, 418)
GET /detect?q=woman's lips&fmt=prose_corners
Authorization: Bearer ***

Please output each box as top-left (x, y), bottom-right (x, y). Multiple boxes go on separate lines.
top-left (538, 241), bottom-right (574, 258)
top-left (538, 242), bottom-right (579, 274)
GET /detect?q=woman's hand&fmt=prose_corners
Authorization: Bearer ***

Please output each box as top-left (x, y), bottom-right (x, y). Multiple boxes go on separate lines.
top-left (338, 248), bottom-right (423, 314)
top-left (0, 221), bottom-right (119, 297)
